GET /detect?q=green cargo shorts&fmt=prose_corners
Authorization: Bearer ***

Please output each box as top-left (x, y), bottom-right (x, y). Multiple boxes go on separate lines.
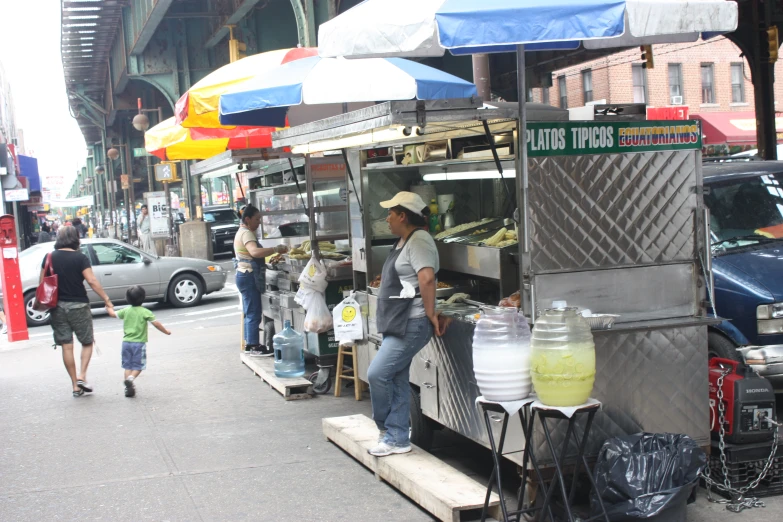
top-left (50, 301), bottom-right (94, 346)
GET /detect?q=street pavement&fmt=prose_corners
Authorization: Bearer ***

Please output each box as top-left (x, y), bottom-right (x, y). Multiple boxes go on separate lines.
top-left (1, 257), bottom-right (782, 520)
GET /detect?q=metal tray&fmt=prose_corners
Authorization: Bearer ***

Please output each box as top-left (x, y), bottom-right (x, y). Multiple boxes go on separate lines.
top-left (368, 285), bottom-right (457, 297)
top-left (436, 218), bottom-right (507, 243)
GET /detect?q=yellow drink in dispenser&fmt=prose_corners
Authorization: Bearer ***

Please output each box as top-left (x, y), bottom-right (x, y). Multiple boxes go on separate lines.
top-left (530, 307), bottom-right (596, 406)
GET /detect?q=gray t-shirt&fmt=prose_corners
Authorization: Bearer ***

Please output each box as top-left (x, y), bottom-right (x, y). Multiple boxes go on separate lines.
top-left (394, 230), bottom-right (439, 318)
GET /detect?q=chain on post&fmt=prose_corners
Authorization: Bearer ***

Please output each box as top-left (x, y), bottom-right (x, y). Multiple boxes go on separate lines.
top-left (701, 367), bottom-right (780, 512)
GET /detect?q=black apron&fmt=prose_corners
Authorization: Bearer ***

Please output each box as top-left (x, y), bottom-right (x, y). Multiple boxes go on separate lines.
top-left (376, 229), bottom-right (423, 338)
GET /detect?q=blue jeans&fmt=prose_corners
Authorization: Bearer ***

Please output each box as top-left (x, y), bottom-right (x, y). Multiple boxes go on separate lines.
top-left (368, 316), bottom-right (433, 447)
top-left (236, 270), bottom-right (262, 345)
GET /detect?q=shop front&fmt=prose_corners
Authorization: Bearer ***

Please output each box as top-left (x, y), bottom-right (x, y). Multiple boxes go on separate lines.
top-left (693, 110), bottom-right (783, 156)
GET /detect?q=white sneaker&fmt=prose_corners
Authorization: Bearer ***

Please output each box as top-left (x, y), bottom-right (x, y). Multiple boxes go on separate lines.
top-left (378, 430), bottom-right (387, 443)
top-left (0, 324), bottom-right (6, 335)
top-left (368, 441), bottom-right (412, 457)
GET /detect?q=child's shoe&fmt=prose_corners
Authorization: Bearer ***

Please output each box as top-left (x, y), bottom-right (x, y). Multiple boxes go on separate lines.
top-left (124, 378), bottom-right (135, 397)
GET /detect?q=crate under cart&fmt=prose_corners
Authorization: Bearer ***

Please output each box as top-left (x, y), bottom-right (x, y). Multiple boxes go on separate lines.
top-left (704, 438), bottom-right (783, 498)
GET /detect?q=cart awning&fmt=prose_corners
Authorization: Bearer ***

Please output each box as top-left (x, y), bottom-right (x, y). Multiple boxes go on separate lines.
top-left (692, 111), bottom-right (783, 145)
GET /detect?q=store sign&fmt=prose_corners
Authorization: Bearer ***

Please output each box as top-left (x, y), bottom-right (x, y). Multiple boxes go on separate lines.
top-left (121, 174), bottom-right (130, 189)
top-left (5, 189), bottom-right (29, 202)
top-left (647, 107), bottom-right (690, 120)
top-left (526, 121), bottom-right (702, 157)
top-left (309, 156), bottom-right (346, 180)
top-left (145, 191), bottom-right (170, 238)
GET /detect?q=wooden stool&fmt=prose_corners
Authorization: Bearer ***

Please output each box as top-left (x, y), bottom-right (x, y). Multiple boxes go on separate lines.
top-left (334, 343), bottom-right (363, 400)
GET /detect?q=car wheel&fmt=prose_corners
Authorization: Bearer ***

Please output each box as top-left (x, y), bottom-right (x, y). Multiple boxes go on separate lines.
top-left (24, 291), bottom-right (50, 327)
top-left (168, 274), bottom-right (203, 308)
top-left (708, 331), bottom-right (741, 362)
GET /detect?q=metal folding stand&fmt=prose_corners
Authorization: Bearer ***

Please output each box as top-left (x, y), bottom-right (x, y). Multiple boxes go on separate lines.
top-left (478, 399), bottom-right (610, 522)
top-left (532, 401), bottom-right (609, 522)
top-left (478, 398), bottom-right (546, 522)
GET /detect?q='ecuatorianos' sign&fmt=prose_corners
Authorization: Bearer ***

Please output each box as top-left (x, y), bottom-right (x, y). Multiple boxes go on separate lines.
top-left (526, 121), bottom-right (701, 157)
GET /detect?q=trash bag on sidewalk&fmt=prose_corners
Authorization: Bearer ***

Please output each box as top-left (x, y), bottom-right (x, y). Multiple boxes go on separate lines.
top-left (591, 433), bottom-right (706, 520)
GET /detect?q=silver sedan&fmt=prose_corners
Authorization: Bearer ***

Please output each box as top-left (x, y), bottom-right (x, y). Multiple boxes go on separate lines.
top-left (8, 239), bottom-right (228, 327)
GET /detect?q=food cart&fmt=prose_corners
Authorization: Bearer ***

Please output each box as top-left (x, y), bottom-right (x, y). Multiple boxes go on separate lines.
top-left (193, 150), bottom-right (353, 391)
top-left (272, 98), bottom-right (715, 466)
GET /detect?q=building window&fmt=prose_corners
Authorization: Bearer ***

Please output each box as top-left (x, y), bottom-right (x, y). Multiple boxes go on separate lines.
top-left (701, 63), bottom-right (715, 104)
top-left (582, 70), bottom-right (593, 104)
top-left (731, 63), bottom-right (745, 103)
top-left (632, 64), bottom-right (647, 104)
top-left (668, 64), bottom-right (683, 104)
top-left (542, 87), bottom-right (550, 105)
top-left (558, 76), bottom-right (567, 108)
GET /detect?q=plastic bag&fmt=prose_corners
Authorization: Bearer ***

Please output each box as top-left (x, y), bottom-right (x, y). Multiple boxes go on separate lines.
top-left (333, 293), bottom-right (364, 343)
top-left (304, 291), bottom-right (332, 333)
top-left (298, 254), bottom-right (328, 293)
top-left (591, 433), bottom-right (706, 520)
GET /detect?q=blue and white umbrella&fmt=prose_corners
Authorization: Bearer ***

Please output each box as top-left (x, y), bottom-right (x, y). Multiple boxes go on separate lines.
top-left (218, 55), bottom-right (478, 127)
top-left (318, 0), bottom-right (738, 58)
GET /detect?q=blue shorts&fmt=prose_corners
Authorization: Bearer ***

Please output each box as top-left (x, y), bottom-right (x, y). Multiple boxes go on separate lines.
top-left (122, 341), bottom-right (147, 371)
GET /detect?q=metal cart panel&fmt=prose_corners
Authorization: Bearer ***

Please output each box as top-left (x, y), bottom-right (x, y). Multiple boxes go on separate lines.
top-left (528, 151), bottom-right (698, 273)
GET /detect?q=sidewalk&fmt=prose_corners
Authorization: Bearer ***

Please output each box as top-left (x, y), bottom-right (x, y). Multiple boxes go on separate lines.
top-left (1, 324), bottom-right (781, 521)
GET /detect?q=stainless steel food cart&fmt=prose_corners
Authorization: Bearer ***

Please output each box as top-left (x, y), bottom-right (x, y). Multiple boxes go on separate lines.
top-left (272, 99), bottom-right (714, 466)
top-left (194, 150), bottom-right (353, 391)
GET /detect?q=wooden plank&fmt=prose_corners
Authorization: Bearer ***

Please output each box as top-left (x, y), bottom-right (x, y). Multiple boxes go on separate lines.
top-left (323, 415), bottom-right (500, 522)
top-left (240, 353), bottom-right (313, 400)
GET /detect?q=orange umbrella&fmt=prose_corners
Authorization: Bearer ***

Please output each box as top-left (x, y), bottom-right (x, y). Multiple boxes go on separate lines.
top-left (145, 117), bottom-right (275, 161)
top-left (175, 47), bottom-right (318, 129)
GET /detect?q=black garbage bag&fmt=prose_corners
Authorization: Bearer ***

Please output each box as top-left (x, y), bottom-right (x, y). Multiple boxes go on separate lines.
top-left (590, 433), bottom-right (707, 520)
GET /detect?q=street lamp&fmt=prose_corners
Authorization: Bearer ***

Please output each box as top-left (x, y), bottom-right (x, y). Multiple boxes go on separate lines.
top-left (133, 98), bottom-right (163, 193)
top-left (107, 147), bottom-right (120, 161)
top-left (95, 165), bottom-right (105, 175)
top-left (132, 113), bottom-right (150, 132)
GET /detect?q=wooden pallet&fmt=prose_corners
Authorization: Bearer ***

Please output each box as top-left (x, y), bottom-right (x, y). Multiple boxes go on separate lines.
top-left (240, 353), bottom-right (314, 400)
top-left (323, 414), bottom-right (501, 522)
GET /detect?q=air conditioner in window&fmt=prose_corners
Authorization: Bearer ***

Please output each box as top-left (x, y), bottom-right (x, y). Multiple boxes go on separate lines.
top-left (671, 96), bottom-right (683, 105)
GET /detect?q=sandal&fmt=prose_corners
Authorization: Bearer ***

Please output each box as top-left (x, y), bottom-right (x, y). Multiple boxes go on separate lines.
top-left (72, 389), bottom-right (84, 397)
top-left (77, 380), bottom-right (93, 393)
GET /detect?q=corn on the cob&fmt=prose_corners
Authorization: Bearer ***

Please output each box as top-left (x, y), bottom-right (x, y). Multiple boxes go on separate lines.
top-left (485, 227), bottom-right (507, 247)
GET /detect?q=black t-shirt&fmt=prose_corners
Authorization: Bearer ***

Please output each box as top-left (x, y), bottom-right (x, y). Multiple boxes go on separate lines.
top-left (42, 249), bottom-right (92, 303)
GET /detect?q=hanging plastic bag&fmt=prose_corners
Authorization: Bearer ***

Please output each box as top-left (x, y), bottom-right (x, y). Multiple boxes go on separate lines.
top-left (332, 292), bottom-right (364, 343)
top-left (303, 291), bottom-right (333, 333)
top-left (298, 254), bottom-right (328, 293)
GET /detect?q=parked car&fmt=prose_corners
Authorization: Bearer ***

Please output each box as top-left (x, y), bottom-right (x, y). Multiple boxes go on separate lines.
top-left (3, 239), bottom-right (227, 327)
top-left (704, 161), bottom-right (783, 391)
top-left (204, 205), bottom-right (240, 255)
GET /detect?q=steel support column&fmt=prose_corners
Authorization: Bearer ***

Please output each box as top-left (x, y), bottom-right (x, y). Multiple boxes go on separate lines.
top-left (290, 0), bottom-right (316, 47)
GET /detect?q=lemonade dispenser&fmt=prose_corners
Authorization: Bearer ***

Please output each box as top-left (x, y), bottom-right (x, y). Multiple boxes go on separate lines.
top-left (530, 307), bottom-right (596, 406)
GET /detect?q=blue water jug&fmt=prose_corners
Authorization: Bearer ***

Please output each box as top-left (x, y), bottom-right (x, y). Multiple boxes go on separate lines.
top-left (273, 320), bottom-right (305, 378)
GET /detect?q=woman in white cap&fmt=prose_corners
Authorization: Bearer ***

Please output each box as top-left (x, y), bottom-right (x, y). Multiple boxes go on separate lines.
top-left (367, 191), bottom-right (442, 457)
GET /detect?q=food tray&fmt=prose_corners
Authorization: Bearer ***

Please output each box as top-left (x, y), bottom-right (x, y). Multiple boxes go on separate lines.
top-left (435, 218), bottom-right (505, 242)
top-left (368, 285), bottom-right (456, 297)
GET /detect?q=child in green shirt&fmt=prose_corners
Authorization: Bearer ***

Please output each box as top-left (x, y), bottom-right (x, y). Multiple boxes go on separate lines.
top-left (108, 285), bottom-right (170, 397)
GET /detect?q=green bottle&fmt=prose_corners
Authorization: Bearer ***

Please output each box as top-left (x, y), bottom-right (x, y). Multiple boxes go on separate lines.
top-left (428, 199), bottom-right (440, 233)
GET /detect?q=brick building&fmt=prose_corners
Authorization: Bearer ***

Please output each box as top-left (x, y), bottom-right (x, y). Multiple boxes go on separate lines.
top-left (532, 37), bottom-right (783, 116)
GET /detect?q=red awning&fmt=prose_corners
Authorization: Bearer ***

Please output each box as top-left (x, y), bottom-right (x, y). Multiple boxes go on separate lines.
top-left (692, 111), bottom-right (783, 145)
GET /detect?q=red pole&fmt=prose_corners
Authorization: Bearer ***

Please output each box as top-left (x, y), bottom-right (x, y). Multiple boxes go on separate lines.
top-left (0, 214), bottom-right (29, 341)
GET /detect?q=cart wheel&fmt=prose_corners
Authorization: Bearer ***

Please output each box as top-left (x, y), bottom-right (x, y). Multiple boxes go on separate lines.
top-left (410, 386), bottom-right (434, 450)
top-left (308, 371), bottom-right (333, 394)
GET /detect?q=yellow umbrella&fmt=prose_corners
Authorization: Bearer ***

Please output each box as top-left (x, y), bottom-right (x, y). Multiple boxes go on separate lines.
top-left (145, 117), bottom-right (229, 161)
top-left (175, 47), bottom-right (318, 129)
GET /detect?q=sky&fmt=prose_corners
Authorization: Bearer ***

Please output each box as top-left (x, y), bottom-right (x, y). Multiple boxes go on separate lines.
top-left (0, 0), bottom-right (86, 195)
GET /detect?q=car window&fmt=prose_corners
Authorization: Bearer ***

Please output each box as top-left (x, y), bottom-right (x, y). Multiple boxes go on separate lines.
top-left (92, 243), bottom-right (143, 265)
top-left (204, 210), bottom-right (240, 224)
top-left (705, 171), bottom-right (783, 249)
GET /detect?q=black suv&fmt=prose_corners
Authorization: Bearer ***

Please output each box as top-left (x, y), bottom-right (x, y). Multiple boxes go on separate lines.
top-left (204, 206), bottom-right (241, 255)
